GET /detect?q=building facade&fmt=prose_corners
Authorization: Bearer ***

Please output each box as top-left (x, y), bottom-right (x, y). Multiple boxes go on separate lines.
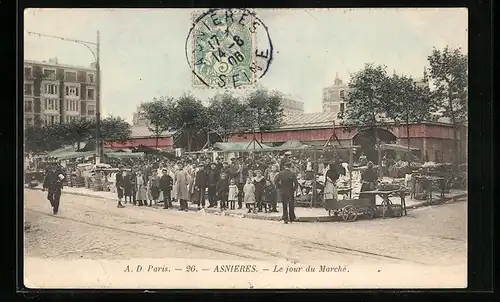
top-left (322, 70), bottom-right (429, 114)
top-left (132, 109), bottom-right (150, 127)
top-left (24, 58), bottom-right (97, 127)
top-left (281, 96), bottom-right (304, 117)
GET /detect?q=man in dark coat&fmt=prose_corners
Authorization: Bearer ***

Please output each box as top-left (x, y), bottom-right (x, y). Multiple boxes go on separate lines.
top-left (275, 162), bottom-right (299, 224)
top-left (42, 164), bottom-right (65, 215)
top-left (236, 160), bottom-right (248, 209)
top-left (215, 157), bottom-right (223, 172)
top-left (129, 168), bottom-right (137, 205)
top-left (159, 168), bottom-right (173, 209)
top-left (115, 166), bottom-right (125, 208)
top-left (207, 163), bottom-right (220, 208)
top-left (194, 163), bottom-right (208, 209)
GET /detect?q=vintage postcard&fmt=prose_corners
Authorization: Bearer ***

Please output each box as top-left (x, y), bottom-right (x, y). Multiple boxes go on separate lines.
top-left (23, 8), bottom-right (468, 289)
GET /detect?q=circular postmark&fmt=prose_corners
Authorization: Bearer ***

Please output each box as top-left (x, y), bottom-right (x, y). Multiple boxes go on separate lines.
top-left (185, 8), bottom-right (274, 89)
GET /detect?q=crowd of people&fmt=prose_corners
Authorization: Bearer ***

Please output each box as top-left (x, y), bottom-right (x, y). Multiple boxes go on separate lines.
top-left (39, 151), bottom-right (384, 224)
top-left (108, 151), bottom-right (354, 224)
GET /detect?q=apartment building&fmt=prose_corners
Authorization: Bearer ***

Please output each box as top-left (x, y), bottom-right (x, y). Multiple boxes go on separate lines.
top-left (24, 58), bottom-right (97, 127)
top-left (322, 70), bottom-right (430, 114)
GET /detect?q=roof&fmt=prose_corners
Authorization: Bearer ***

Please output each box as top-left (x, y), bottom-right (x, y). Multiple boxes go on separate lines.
top-left (280, 112), bottom-right (337, 130)
top-left (24, 59), bottom-right (96, 72)
top-left (131, 126), bottom-right (175, 138)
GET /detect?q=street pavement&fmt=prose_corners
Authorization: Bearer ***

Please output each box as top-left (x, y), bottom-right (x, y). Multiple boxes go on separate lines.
top-left (24, 188), bottom-right (467, 267)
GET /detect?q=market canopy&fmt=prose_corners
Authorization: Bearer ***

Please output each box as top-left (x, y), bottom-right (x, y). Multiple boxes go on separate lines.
top-left (212, 142), bottom-right (272, 152)
top-left (380, 143), bottom-right (419, 152)
top-left (105, 152), bottom-right (145, 159)
top-left (280, 140), bottom-right (307, 149)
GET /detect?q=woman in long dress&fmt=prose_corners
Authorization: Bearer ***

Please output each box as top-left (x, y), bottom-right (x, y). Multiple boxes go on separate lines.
top-left (174, 162), bottom-right (191, 211)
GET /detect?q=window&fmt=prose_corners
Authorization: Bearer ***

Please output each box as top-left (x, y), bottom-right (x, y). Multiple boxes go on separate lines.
top-left (45, 115), bottom-right (58, 125)
top-left (339, 89), bottom-right (345, 99)
top-left (44, 84), bottom-right (59, 95)
top-left (24, 100), bottom-right (33, 112)
top-left (65, 71), bottom-right (77, 82)
top-left (87, 104), bottom-right (95, 116)
top-left (43, 69), bottom-right (56, 80)
top-left (340, 102), bottom-right (345, 112)
top-left (66, 100), bottom-right (79, 112)
top-left (65, 86), bottom-right (80, 97)
top-left (24, 67), bottom-right (32, 78)
top-left (25, 117), bottom-right (33, 126)
top-left (87, 73), bottom-right (94, 83)
top-left (87, 88), bottom-right (95, 100)
top-left (66, 116), bottom-right (79, 123)
top-left (45, 99), bottom-right (59, 111)
top-left (24, 83), bottom-right (33, 96)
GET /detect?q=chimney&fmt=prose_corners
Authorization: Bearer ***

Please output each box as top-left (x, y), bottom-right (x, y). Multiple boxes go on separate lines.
top-left (48, 57), bottom-right (58, 64)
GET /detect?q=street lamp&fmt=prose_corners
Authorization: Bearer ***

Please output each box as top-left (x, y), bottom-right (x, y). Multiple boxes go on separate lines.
top-left (26, 31), bottom-right (102, 163)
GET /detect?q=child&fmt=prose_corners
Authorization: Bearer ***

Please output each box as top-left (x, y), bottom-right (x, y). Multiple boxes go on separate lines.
top-left (253, 170), bottom-right (266, 212)
top-left (216, 173), bottom-right (229, 210)
top-left (228, 178), bottom-right (239, 210)
top-left (243, 177), bottom-right (256, 213)
top-left (261, 179), bottom-right (277, 213)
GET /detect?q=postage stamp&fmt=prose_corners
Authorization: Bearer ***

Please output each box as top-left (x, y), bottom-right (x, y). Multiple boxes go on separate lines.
top-left (185, 8), bottom-right (273, 89)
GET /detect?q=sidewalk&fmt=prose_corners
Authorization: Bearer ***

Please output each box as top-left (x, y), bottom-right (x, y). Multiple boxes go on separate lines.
top-left (27, 185), bottom-right (467, 222)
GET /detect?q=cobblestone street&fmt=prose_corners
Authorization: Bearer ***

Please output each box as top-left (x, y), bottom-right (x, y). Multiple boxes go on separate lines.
top-left (24, 188), bottom-right (467, 267)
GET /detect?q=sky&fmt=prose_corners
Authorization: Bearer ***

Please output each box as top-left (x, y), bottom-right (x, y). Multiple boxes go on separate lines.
top-left (23, 8), bottom-right (468, 122)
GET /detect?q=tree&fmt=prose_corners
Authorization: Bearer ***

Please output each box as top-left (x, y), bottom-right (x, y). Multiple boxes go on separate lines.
top-left (139, 97), bottom-right (173, 148)
top-left (338, 63), bottom-right (390, 166)
top-left (382, 74), bottom-right (433, 162)
top-left (98, 116), bottom-right (132, 143)
top-left (64, 119), bottom-right (94, 150)
top-left (207, 93), bottom-right (246, 142)
top-left (427, 46), bottom-right (468, 167)
top-left (170, 94), bottom-right (208, 151)
top-left (243, 88), bottom-right (285, 142)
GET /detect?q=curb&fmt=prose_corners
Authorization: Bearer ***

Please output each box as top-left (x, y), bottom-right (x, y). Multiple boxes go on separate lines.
top-left (406, 193), bottom-right (468, 210)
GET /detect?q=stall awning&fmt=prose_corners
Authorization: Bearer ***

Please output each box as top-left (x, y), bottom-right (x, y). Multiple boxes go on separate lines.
top-left (381, 143), bottom-right (419, 152)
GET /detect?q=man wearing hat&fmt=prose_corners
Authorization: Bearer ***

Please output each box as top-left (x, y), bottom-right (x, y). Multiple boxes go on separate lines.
top-left (194, 162), bottom-right (208, 209)
top-left (207, 162), bottom-right (220, 208)
top-left (159, 168), bottom-right (173, 209)
top-left (279, 151), bottom-right (292, 171)
top-left (42, 163), bottom-right (65, 215)
top-left (275, 162), bottom-right (299, 224)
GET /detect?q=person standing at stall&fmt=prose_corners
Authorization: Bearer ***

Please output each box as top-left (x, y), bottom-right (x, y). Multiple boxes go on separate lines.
top-left (359, 161), bottom-right (378, 205)
top-left (216, 172), bottom-right (229, 210)
top-left (275, 162), bottom-right (299, 224)
top-left (323, 161), bottom-right (340, 205)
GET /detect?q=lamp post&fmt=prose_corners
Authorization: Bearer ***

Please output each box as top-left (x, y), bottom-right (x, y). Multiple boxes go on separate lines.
top-left (27, 31), bottom-right (102, 162)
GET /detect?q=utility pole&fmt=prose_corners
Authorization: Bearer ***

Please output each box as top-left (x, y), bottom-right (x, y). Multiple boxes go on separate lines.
top-left (95, 31), bottom-right (103, 163)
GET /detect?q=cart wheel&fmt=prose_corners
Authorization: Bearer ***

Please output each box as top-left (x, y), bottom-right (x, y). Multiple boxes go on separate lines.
top-left (364, 206), bottom-right (376, 220)
top-left (328, 209), bottom-right (333, 217)
top-left (341, 205), bottom-right (357, 222)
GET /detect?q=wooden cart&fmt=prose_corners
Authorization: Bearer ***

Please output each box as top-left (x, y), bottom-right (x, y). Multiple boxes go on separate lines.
top-left (324, 198), bottom-right (377, 222)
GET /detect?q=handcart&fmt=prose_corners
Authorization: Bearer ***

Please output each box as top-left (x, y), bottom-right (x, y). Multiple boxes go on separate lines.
top-left (324, 197), bottom-right (377, 222)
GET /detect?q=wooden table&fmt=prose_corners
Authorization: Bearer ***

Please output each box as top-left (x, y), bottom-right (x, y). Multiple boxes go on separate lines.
top-left (359, 190), bottom-right (407, 217)
top-left (414, 176), bottom-right (446, 202)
